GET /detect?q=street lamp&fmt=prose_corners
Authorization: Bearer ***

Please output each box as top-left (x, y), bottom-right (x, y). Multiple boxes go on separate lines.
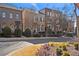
top-left (45, 4), bottom-right (49, 37)
top-left (45, 8), bottom-right (47, 37)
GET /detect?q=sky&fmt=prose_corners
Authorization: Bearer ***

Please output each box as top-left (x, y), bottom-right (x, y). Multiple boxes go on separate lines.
top-left (8, 3), bottom-right (79, 16)
top-left (5, 3), bottom-right (79, 27)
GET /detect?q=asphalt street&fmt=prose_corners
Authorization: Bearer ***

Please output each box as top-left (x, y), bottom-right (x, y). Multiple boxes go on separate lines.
top-left (0, 37), bottom-right (74, 44)
top-left (24, 37), bottom-right (74, 44)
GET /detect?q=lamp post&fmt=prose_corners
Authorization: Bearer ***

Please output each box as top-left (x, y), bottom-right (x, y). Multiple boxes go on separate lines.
top-left (45, 4), bottom-right (49, 37)
top-left (45, 8), bottom-right (47, 37)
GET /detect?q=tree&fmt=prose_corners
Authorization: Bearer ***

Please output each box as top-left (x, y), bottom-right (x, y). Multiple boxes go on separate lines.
top-left (23, 28), bottom-right (31, 37)
top-left (2, 26), bottom-right (12, 37)
top-left (74, 3), bottom-right (79, 37)
top-left (14, 28), bottom-right (22, 37)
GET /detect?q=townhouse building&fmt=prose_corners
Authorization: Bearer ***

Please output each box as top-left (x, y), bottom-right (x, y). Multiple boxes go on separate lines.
top-left (0, 4), bottom-right (74, 36)
top-left (39, 8), bottom-right (68, 32)
top-left (22, 9), bottom-right (45, 34)
top-left (0, 4), bottom-right (22, 32)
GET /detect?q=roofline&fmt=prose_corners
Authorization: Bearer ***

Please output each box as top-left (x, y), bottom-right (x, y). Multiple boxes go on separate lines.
top-left (39, 7), bottom-right (62, 14)
top-left (0, 6), bottom-right (22, 11)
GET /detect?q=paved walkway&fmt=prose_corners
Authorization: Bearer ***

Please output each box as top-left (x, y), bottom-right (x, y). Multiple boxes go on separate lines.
top-left (0, 42), bottom-right (33, 56)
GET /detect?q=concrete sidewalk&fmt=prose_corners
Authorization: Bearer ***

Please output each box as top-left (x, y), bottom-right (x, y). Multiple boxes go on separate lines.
top-left (0, 42), bottom-right (33, 56)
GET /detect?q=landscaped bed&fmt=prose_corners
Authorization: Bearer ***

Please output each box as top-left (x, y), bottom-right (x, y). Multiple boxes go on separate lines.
top-left (7, 42), bottom-right (79, 56)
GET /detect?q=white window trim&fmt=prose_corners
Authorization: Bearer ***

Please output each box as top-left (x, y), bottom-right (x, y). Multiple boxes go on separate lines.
top-left (42, 17), bottom-right (43, 22)
top-left (40, 25), bottom-right (42, 31)
top-left (16, 14), bottom-right (19, 19)
top-left (50, 12), bottom-right (52, 16)
top-left (10, 13), bottom-right (13, 18)
top-left (34, 16), bottom-right (36, 22)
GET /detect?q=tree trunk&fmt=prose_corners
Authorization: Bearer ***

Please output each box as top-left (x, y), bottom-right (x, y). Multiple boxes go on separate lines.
top-left (74, 4), bottom-right (79, 37)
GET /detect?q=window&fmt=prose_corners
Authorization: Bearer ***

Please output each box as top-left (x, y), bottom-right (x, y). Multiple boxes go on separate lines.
top-left (56, 20), bottom-right (59, 24)
top-left (2, 12), bottom-right (6, 18)
top-left (16, 14), bottom-right (19, 19)
top-left (40, 25), bottom-right (42, 31)
top-left (40, 17), bottom-right (42, 22)
top-left (37, 16), bottom-right (39, 22)
top-left (40, 17), bottom-right (44, 22)
top-left (41, 25), bottom-right (44, 31)
top-left (34, 16), bottom-right (36, 22)
top-left (47, 12), bottom-right (50, 16)
top-left (52, 14), bottom-right (54, 17)
top-left (10, 13), bottom-right (13, 18)
top-left (34, 16), bottom-right (38, 22)
top-left (42, 17), bottom-right (43, 22)
top-left (56, 14), bottom-right (58, 17)
top-left (49, 12), bottom-right (52, 16)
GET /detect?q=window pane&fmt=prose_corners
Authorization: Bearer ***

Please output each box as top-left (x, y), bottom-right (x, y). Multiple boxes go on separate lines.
top-left (10, 13), bottom-right (13, 18)
top-left (16, 14), bottom-right (19, 19)
top-left (2, 12), bottom-right (6, 18)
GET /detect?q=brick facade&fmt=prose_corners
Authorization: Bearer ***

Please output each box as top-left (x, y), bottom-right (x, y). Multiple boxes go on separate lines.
top-left (0, 5), bottom-right (22, 32)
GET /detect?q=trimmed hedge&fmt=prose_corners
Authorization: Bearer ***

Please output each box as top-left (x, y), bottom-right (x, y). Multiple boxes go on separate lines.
top-left (23, 28), bottom-right (31, 37)
top-left (2, 27), bottom-right (12, 37)
top-left (33, 33), bottom-right (41, 37)
top-left (66, 33), bottom-right (73, 37)
top-left (14, 28), bottom-right (22, 37)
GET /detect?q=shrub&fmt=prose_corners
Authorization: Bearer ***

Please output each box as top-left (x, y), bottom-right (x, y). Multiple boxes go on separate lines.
top-left (0, 32), bottom-right (2, 37)
top-left (33, 33), bottom-right (41, 37)
top-left (36, 44), bottom-right (54, 56)
top-left (48, 31), bottom-right (63, 37)
top-left (57, 31), bottom-right (63, 35)
top-left (63, 46), bottom-right (67, 51)
top-left (23, 28), bottom-right (31, 37)
top-left (66, 33), bottom-right (73, 37)
top-left (2, 26), bottom-right (12, 37)
top-left (50, 44), bottom-right (54, 47)
top-left (47, 28), bottom-right (52, 34)
top-left (63, 52), bottom-right (70, 56)
top-left (52, 31), bottom-right (55, 34)
top-left (74, 43), bottom-right (79, 50)
top-left (14, 28), bottom-right (22, 37)
top-left (56, 48), bottom-right (63, 56)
